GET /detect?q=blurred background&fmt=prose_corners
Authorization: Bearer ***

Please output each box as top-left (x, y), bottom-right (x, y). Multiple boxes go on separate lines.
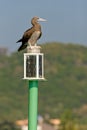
top-left (0, 0), bottom-right (87, 130)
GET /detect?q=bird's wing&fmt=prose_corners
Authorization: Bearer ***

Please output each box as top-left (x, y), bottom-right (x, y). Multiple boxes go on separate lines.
top-left (18, 44), bottom-right (27, 51)
top-left (23, 27), bottom-right (34, 39)
top-left (17, 27), bottom-right (34, 44)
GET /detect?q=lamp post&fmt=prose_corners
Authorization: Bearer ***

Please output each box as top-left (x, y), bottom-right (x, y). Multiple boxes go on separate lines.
top-left (24, 46), bottom-right (45, 130)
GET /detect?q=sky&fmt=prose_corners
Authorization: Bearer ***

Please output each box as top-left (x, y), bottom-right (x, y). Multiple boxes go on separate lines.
top-left (0, 0), bottom-right (87, 52)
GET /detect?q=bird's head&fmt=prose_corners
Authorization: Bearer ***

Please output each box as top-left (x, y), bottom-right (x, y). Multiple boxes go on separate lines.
top-left (31, 16), bottom-right (47, 25)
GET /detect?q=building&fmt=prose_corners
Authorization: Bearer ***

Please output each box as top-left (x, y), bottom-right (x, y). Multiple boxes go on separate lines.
top-left (49, 118), bottom-right (61, 130)
top-left (0, 47), bottom-right (8, 55)
top-left (15, 118), bottom-right (56, 130)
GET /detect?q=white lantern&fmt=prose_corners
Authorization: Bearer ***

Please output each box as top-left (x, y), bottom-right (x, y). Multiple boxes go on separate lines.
top-left (23, 46), bottom-right (45, 80)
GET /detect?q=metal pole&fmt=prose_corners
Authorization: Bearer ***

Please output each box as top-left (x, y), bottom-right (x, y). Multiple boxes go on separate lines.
top-left (28, 80), bottom-right (38, 130)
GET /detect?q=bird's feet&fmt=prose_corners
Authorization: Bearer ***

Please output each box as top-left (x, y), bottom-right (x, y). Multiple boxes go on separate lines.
top-left (29, 44), bottom-right (37, 49)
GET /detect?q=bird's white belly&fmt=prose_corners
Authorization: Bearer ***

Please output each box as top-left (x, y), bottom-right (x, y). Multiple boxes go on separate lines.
top-left (28, 31), bottom-right (41, 46)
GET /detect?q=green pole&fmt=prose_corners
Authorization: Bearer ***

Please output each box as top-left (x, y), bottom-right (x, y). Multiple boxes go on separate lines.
top-left (28, 80), bottom-right (38, 130)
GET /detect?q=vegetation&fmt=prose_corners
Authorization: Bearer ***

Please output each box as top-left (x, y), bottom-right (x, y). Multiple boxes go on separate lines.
top-left (0, 42), bottom-right (87, 126)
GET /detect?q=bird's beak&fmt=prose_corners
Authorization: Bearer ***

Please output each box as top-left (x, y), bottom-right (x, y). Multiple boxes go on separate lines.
top-left (38, 17), bottom-right (47, 22)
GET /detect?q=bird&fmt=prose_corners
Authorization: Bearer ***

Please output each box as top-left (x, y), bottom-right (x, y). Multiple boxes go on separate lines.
top-left (16, 16), bottom-right (46, 51)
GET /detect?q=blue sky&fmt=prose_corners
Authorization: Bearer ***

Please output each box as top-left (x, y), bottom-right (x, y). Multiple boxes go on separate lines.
top-left (0, 0), bottom-right (87, 52)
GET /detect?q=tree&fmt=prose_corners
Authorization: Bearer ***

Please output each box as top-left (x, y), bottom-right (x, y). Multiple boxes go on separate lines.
top-left (60, 110), bottom-right (75, 130)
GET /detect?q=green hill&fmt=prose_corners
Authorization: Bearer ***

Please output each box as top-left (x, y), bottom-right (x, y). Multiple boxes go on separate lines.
top-left (0, 42), bottom-right (87, 123)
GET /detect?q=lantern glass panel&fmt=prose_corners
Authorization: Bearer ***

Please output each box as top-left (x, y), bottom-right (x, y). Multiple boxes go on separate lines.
top-left (26, 55), bottom-right (36, 77)
top-left (39, 55), bottom-right (42, 78)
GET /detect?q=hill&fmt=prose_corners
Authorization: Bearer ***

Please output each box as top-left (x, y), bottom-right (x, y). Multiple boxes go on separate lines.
top-left (0, 42), bottom-right (87, 123)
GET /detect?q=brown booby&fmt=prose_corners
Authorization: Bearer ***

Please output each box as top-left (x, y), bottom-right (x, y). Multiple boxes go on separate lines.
top-left (16, 16), bottom-right (46, 51)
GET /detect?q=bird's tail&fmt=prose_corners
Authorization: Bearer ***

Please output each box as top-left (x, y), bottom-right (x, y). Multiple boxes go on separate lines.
top-left (16, 38), bottom-right (22, 43)
top-left (18, 44), bottom-right (27, 51)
